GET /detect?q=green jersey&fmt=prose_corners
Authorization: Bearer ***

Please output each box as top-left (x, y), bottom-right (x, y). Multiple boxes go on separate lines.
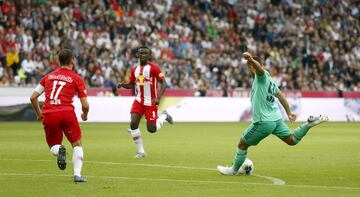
top-left (250, 71), bottom-right (282, 123)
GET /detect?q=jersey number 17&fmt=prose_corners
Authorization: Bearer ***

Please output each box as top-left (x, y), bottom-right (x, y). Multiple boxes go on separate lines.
top-left (50, 80), bottom-right (66, 105)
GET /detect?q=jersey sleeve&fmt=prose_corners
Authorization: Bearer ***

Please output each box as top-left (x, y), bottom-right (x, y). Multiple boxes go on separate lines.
top-left (76, 77), bottom-right (87, 98)
top-left (153, 64), bottom-right (164, 81)
top-left (39, 76), bottom-right (45, 87)
top-left (34, 76), bottom-right (46, 94)
top-left (34, 84), bottom-right (45, 94)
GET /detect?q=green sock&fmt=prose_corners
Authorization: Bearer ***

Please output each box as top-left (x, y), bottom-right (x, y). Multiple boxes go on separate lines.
top-left (232, 148), bottom-right (247, 172)
top-left (293, 123), bottom-right (311, 144)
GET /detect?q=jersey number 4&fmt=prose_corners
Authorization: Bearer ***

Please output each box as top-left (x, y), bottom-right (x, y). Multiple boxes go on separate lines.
top-left (50, 80), bottom-right (66, 105)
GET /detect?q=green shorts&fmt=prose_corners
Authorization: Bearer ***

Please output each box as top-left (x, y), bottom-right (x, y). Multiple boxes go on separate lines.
top-left (242, 119), bottom-right (291, 146)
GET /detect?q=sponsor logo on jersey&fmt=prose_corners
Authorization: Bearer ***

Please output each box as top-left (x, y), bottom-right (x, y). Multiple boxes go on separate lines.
top-left (48, 75), bottom-right (73, 83)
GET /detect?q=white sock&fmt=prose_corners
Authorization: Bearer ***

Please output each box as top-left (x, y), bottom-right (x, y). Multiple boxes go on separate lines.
top-left (130, 128), bottom-right (145, 153)
top-left (156, 114), bottom-right (167, 130)
top-left (50, 144), bottom-right (61, 156)
top-left (72, 146), bottom-right (84, 177)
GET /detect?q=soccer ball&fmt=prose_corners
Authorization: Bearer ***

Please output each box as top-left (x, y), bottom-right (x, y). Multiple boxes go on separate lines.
top-left (237, 158), bottom-right (254, 175)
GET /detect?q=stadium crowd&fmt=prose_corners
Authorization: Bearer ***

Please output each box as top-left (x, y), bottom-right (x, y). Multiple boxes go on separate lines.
top-left (0, 0), bottom-right (359, 94)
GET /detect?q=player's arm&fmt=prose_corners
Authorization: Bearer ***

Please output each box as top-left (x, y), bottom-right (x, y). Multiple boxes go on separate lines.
top-left (80, 97), bottom-right (89, 121)
top-left (154, 79), bottom-right (166, 105)
top-left (77, 78), bottom-right (90, 121)
top-left (30, 85), bottom-right (44, 121)
top-left (243, 52), bottom-right (265, 76)
top-left (118, 81), bottom-right (134, 89)
top-left (276, 92), bottom-right (296, 122)
top-left (118, 67), bottom-right (135, 89)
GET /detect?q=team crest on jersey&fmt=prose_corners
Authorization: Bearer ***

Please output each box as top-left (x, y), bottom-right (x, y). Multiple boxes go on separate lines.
top-left (138, 75), bottom-right (144, 85)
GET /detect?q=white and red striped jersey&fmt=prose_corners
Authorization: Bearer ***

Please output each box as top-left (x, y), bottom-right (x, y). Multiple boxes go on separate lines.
top-left (129, 61), bottom-right (164, 106)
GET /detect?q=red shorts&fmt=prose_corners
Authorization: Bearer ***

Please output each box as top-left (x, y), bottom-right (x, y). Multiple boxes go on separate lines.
top-left (130, 100), bottom-right (158, 123)
top-left (42, 110), bottom-right (82, 147)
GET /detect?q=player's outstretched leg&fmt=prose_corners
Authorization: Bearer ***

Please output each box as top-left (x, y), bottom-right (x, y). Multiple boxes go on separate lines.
top-left (72, 144), bottom-right (86, 183)
top-left (292, 115), bottom-right (328, 144)
top-left (156, 110), bottom-right (173, 130)
top-left (128, 128), bottom-right (147, 158)
top-left (57, 145), bottom-right (66, 170)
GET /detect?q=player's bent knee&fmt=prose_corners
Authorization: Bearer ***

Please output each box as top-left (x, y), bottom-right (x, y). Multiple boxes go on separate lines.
top-left (283, 135), bottom-right (296, 146)
top-left (288, 141), bottom-right (296, 146)
top-left (147, 127), bottom-right (157, 133)
top-left (130, 122), bottom-right (139, 130)
top-left (238, 139), bottom-right (249, 150)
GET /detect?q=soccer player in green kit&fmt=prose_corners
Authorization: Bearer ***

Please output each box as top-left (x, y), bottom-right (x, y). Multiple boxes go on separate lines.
top-left (217, 52), bottom-right (329, 175)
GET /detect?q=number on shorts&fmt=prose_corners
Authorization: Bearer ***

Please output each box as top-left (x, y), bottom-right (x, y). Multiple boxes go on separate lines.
top-left (50, 80), bottom-right (66, 105)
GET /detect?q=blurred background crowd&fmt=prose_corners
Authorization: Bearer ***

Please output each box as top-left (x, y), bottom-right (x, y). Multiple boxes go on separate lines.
top-left (0, 0), bottom-right (359, 94)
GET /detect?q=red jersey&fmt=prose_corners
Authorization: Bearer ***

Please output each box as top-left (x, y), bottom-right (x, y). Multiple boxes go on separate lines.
top-left (129, 61), bottom-right (164, 106)
top-left (35, 68), bottom-right (87, 114)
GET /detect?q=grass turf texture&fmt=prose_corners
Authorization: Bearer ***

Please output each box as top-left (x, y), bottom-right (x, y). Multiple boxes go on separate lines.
top-left (0, 122), bottom-right (359, 197)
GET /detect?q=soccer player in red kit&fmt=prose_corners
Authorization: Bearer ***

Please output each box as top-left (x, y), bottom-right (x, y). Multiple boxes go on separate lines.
top-left (118, 46), bottom-right (173, 158)
top-left (30, 49), bottom-right (89, 182)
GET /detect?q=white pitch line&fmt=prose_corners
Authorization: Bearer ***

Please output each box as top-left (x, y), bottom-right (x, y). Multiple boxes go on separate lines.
top-left (1, 172), bottom-right (360, 191)
top-left (252, 174), bottom-right (285, 186)
top-left (0, 172), bottom-right (272, 186)
top-left (0, 158), bottom-right (285, 185)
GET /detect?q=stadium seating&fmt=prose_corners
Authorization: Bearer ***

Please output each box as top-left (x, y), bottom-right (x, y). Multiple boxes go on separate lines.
top-left (0, 0), bottom-right (359, 93)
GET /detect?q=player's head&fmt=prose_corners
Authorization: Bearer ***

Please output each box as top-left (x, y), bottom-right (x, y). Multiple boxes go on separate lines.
top-left (248, 56), bottom-right (262, 77)
top-left (59, 49), bottom-right (76, 70)
top-left (138, 46), bottom-right (151, 65)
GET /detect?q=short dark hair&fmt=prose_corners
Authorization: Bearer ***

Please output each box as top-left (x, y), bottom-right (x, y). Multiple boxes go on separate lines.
top-left (58, 49), bottom-right (74, 66)
top-left (252, 56), bottom-right (262, 65)
top-left (138, 46), bottom-right (150, 53)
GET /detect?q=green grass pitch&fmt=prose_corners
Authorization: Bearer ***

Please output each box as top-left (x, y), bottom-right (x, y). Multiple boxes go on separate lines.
top-left (0, 122), bottom-right (360, 197)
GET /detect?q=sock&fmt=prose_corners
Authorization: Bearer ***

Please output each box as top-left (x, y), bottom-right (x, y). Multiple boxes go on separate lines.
top-left (293, 122), bottom-right (311, 144)
top-left (156, 114), bottom-right (167, 130)
top-left (72, 146), bottom-right (84, 177)
top-left (50, 144), bottom-right (61, 156)
top-left (129, 128), bottom-right (145, 153)
top-left (232, 148), bottom-right (247, 172)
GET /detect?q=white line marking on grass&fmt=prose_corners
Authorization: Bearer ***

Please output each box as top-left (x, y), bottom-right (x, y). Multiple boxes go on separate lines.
top-left (252, 174), bottom-right (285, 186)
top-left (1, 172), bottom-right (360, 191)
top-left (0, 172), bottom-right (272, 186)
top-left (0, 158), bottom-right (285, 185)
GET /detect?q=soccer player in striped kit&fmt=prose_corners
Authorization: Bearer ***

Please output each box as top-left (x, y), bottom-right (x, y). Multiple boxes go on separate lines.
top-left (118, 46), bottom-right (173, 158)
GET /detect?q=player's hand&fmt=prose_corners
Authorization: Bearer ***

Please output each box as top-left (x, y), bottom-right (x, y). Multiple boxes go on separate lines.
top-left (37, 113), bottom-right (43, 122)
top-left (117, 82), bottom-right (123, 89)
top-left (243, 52), bottom-right (252, 60)
top-left (154, 97), bottom-right (161, 105)
top-left (81, 113), bottom-right (88, 121)
top-left (288, 113), bottom-right (297, 122)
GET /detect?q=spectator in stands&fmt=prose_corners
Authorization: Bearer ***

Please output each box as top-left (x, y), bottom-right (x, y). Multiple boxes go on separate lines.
top-left (0, 0), bottom-right (358, 94)
top-left (6, 46), bottom-right (19, 81)
top-left (91, 70), bottom-right (105, 88)
top-left (21, 53), bottom-right (35, 83)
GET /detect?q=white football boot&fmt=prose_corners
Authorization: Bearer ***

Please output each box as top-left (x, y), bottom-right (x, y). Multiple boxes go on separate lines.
top-left (307, 115), bottom-right (329, 127)
top-left (217, 166), bottom-right (236, 175)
